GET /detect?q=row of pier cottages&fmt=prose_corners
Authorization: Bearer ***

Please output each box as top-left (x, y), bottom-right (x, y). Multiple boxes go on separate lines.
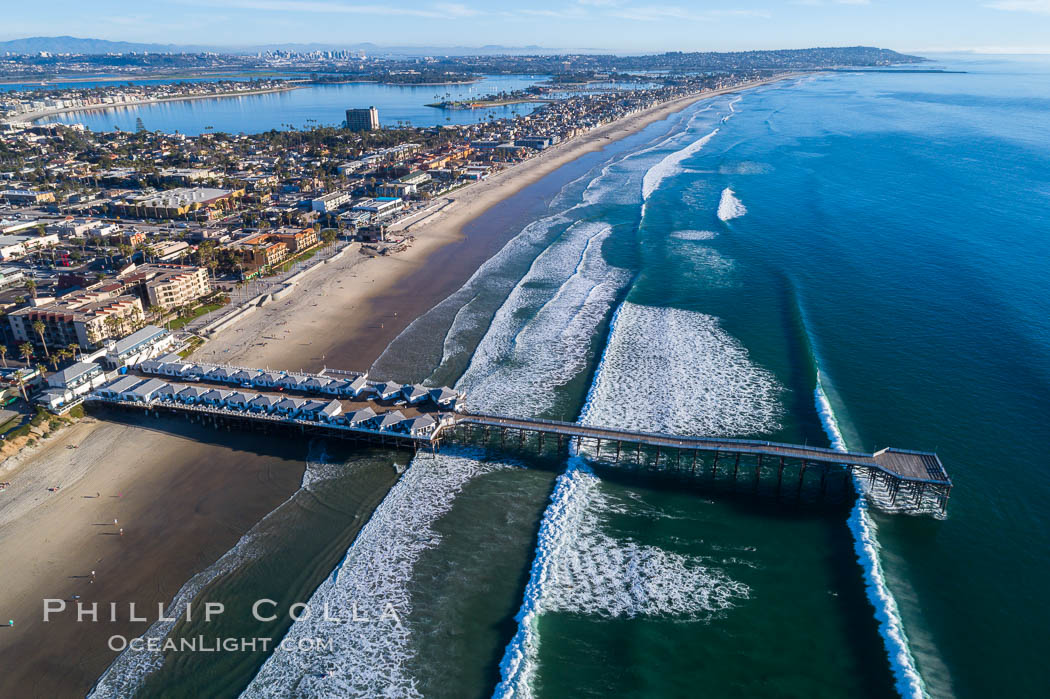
top-left (136, 360), bottom-right (462, 409)
top-left (93, 377), bottom-right (439, 437)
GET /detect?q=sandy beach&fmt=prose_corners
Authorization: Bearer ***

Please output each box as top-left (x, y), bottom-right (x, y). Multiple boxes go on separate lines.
top-left (0, 412), bottom-right (309, 697)
top-left (0, 74), bottom-right (791, 697)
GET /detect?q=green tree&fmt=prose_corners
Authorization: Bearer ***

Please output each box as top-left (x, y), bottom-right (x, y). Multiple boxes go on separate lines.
top-left (12, 369), bottom-right (28, 403)
top-left (31, 320), bottom-right (49, 358)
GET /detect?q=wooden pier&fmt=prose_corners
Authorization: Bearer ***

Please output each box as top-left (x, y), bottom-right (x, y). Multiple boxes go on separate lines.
top-left (86, 370), bottom-right (952, 515)
top-left (445, 413), bottom-right (952, 514)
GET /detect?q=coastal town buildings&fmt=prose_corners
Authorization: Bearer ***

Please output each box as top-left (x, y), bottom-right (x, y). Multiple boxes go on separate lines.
top-left (273, 227), bottom-right (319, 254)
top-left (230, 232), bottom-right (289, 271)
top-left (0, 231), bottom-right (59, 260)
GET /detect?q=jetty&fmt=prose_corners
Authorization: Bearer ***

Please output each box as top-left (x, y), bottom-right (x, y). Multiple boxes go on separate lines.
top-left (85, 361), bottom-right (952, 515)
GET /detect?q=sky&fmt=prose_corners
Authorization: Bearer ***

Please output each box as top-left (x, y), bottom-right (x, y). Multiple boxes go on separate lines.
top-left (4, 0), bottom-right (1050, 53)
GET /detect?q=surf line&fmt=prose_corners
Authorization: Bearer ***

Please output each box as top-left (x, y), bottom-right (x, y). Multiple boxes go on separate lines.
top-left (815, 371), bottom-right (928, 699)
top-left (492, 300), bottom-right (627, 699)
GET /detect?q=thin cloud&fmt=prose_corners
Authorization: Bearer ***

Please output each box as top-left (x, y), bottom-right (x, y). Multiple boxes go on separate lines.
top-left (985, 0), bottom-right (1050, 13)
top-left (609, 5), bottom-right (771, 21)
top-left (177, 0), bottom-right (456, 18)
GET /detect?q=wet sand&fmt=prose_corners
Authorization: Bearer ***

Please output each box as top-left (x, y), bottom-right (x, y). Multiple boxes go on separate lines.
top-left (0, 414), bottom-right (309, 697)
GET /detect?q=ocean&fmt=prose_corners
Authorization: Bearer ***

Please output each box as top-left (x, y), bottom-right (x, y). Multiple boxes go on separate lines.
top-left (95, 54), bottom-right (1050, 697)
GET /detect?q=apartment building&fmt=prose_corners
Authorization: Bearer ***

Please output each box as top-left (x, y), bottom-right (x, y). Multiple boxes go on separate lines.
top-left (273, 227), bottom-right (319, 254)
top-left (345, 107), bottom-right (379, 132)
top-left (121, 263), bottom-right (211, 310)
top-left (231, 232), bottom-right (288, 271)
top-left (310, 191), bottom-right (352, 214)
top-left (9, 289), bottom-right (145, 349)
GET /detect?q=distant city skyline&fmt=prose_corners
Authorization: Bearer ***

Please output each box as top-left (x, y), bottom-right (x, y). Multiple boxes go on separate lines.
top-left (3, 1), bottom-right (1050, 54)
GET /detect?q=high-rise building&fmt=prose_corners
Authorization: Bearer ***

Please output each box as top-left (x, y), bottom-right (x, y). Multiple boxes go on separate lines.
top-left (345, 106), bottom-right (380, 131)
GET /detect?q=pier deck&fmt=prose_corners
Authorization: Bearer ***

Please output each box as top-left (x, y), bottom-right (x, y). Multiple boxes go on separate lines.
top-left (454, 413), bottom-right (951, 486)
top-left (86, 363), bottom-right (951, 515)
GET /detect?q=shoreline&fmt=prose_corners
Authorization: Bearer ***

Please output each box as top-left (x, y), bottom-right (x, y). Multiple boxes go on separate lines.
top-left (6, 84), bottom-right (306, 125)
top-left (0, 73), bottom-right (796, 696)
top-left (196, 74), bottom-right (798, 372)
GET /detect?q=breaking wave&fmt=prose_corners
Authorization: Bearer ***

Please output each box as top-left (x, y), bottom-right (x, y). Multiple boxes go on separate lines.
top-left (582, 302), bottom-right (781, 436)
top-left (815, 372), bottom-right (927, 699)
top-left (241, 449), bottom-right (512, 699)
top-left (641, 128), bottom-right (719, 201)
top-left (496, 300), bottom-right (773, 698)
top-left (717, 187), bottom-right (747, 221)
top-left (457, 221), bottom-right (631, 417)
top-left (371, 209), bottom-right (575, 382)
top-left (495, 459), bottom-right (749, 699)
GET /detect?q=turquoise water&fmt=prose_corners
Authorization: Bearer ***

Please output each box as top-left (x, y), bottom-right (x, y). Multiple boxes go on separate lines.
top-left (98, 55), bottom-right (1048, 697)
top-left (38, 75), bottom-right (546, 134)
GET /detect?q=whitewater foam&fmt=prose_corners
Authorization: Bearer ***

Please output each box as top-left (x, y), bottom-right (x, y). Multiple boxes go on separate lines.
top-left (671, 229), bottom-right (718, 241)
top-left (494, 459), bottom-right (749, 699)
top-left (371, 209), bottom-right (575, 381)
top-left (717, 187), bottom-right (748, 221)
top-left (90, 443), bottom-right (336, 697)
top-left (496, 300), bottom-right (772, 698)
top-left (815, 372), bottom-right (928, 699)
top-left (581, 302), bottom-right (781, 436)
top-left (457, 221), bottom-right (631, 417)
top-left (641, 128), bottom-right (719, 201)
top-left (242, 449), bottom-right (512, 699)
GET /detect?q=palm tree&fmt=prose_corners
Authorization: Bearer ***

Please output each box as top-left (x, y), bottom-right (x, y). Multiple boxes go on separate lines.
top-left (0, 344), bottom-right (7, 369)
top-left (19, 342), bottom-right (33, 365)
top-left (104, 315), bottom-right (121, 339)
top-left (67, 343), bottom-right (79, 361)
top-left (31, 320), bottom-right (49, 358)
top-left (12, 369), bottom-right (28, 403)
